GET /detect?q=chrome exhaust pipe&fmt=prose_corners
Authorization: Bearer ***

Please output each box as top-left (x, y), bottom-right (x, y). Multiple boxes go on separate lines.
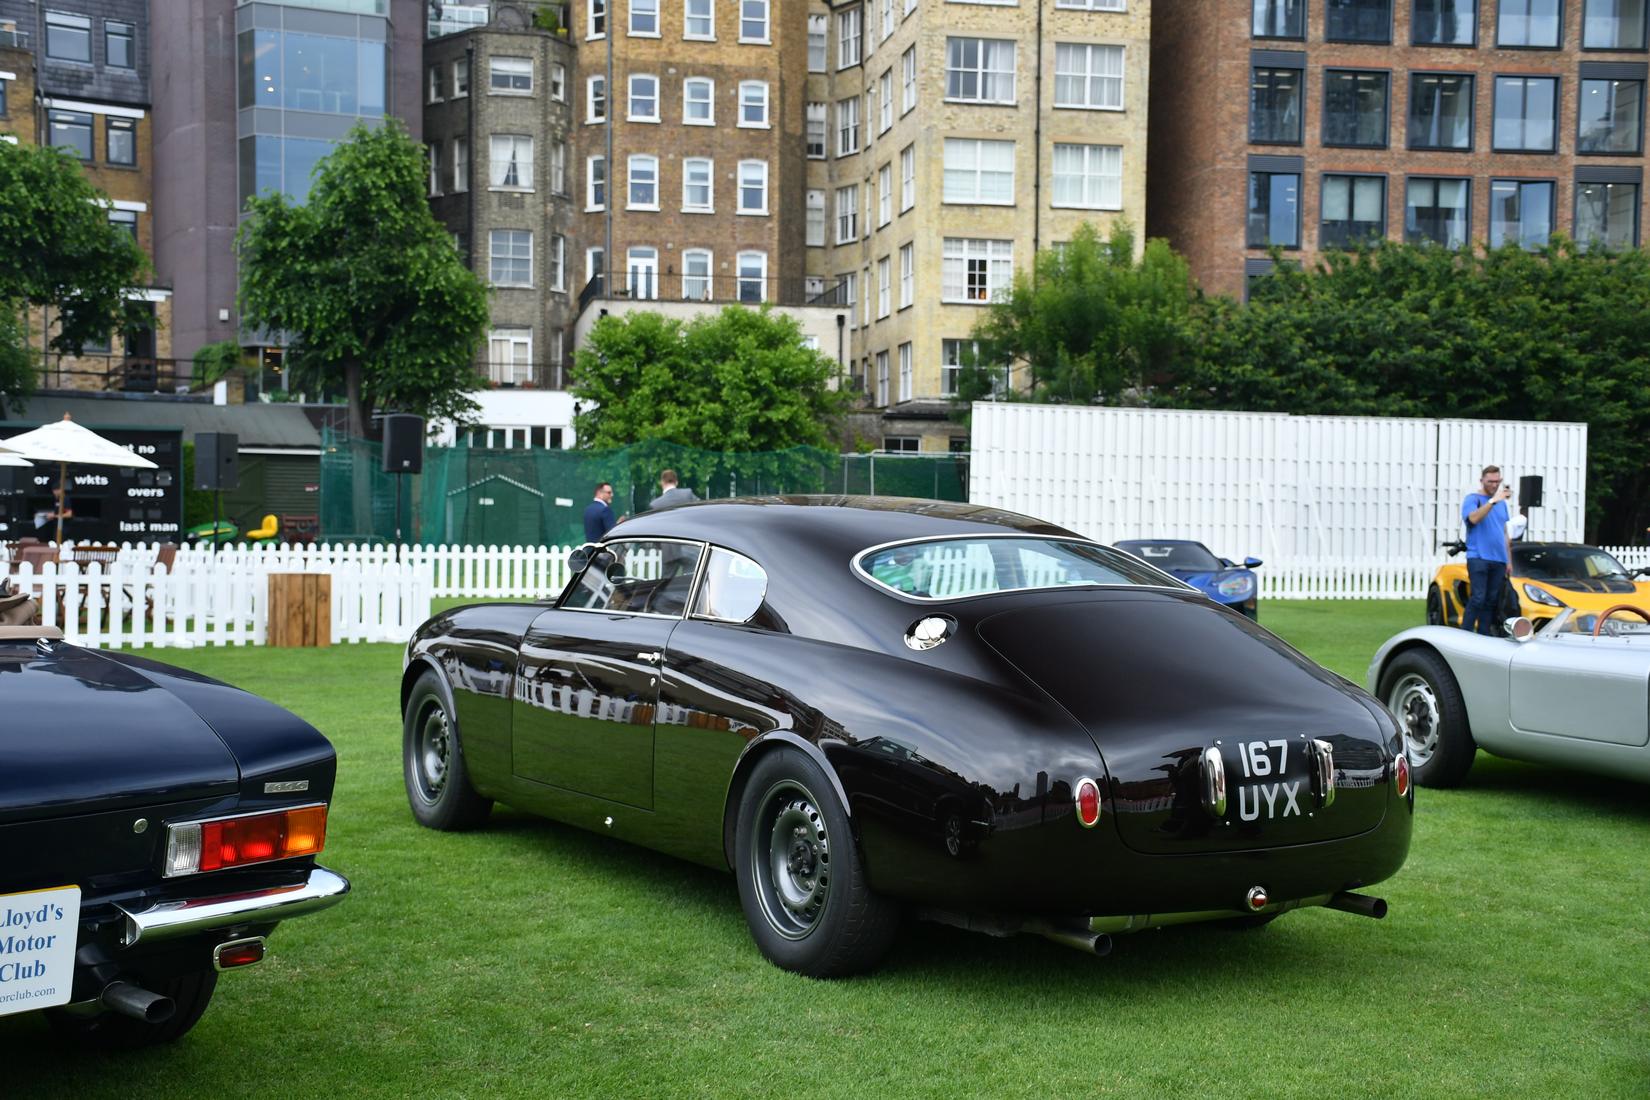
top-left (1325, 891), bottom-right (1388, 920)
top-left (100, 981), bottom-right (176, 1024)
top-left (1025, 920), bottom-right (1114, 957)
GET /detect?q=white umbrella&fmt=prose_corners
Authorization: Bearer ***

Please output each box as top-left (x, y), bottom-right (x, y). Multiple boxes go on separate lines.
top-left (2, 414), bottom-right (159, 542)
top-left (0, 441), bottom-right (30, 468)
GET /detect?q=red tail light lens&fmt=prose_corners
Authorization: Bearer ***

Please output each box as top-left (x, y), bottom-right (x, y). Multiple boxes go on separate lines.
top-left (1394, 753), bottom-right (1411, 798)
top-left (1074, 777), bottom-right (1102, 828)
top-left (165, 804), bottom-right (328, 878)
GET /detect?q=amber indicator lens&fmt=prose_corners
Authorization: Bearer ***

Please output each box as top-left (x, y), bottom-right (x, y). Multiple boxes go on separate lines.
top-left (165, 805), bottom-right (329, 877)
top-left (1074, 777), bottom-right (1102, 828)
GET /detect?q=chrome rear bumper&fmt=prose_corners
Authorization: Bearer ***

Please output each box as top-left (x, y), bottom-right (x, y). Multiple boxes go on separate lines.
top-left (117, 866), bottom-right (350, 946)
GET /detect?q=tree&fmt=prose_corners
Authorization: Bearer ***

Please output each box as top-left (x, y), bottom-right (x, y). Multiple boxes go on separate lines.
top-left (237, 120), bottom-right (489, 438)
top-left (0, 139), bottom-right (151, 412)
top-left (957, 223), bottom-right (1197, 412)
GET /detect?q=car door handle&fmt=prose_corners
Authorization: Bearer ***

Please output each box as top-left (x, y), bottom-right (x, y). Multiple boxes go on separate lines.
top-left (635, 650), bottom-right (662, 663)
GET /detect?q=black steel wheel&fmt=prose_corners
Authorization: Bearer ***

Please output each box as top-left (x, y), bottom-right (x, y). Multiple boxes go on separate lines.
top-left (47, 968), bottom-right (217, 1047)
top-left (1425, 585), bottom-right (1444, 626)
top-left (734, 747), bottom-right (898, 977)
top-left (1379, 648), bottom-right (1476, 788)
top-left (403, 671), bottom-right (492, 830)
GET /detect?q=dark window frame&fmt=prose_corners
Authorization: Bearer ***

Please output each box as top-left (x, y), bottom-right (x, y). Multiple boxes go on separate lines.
top-left (1247, 168), bottom-right (1303, 249)
top-left (1412, 0), bottom-right (1481, 47)
top-left (1250, 65), bottom-right (1307, 145)
top-left (1496, 0), bottom-right (1565, 49)
top-left (1487, 176), bottom-right (1557, 248)
top-left (105, 115), bottom-right (137, 166)
top-left (1573, 174), bottom-right (1643, 248)
top-left (1576, 74), bottom-right (1646, 154)
top-left (1319, 171), bottom-right (1390, 249)
top-left (1580, 0), bottom-right (1650, 52)
top-left (1491, 73), bottom-right (1560, 153)
top-left (1408, 71), bottom-right (1477, 151)
top-left (1326, 0), bottom-right (1395, 43)
top-left (105, 19), bottom-right (135, 70)
top-left (48, 108), bottom-right (94, 160)
top-left (44, 10), bottom-right (92, 64)
top-left (1404, 174), bottom-right (1474, 247)
top-left (1252, 0), bottom-right (1308, 41)
top-left (0, 78), bottom-right (7, 118)
top-left (1322, 67), bottom-right (1392, 147)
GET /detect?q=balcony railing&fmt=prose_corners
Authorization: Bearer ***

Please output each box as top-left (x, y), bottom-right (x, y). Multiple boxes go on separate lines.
top-left (576, 272), bottom-right (849, 316)
top-left (479, 359), bottom-right (570, 391)
top-left (427, 3), bottom-right (570, 38)
top-left (37, 356), bottom-right (191, 395)
top-left (0, 28), bottom-right (30, 49)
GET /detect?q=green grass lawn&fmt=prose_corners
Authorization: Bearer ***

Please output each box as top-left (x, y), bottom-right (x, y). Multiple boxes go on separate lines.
top-left (6, 601), bottom-right (1647, 1097)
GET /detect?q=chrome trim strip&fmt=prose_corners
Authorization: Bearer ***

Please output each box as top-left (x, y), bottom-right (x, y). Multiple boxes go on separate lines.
top-left (1201, 746), bottom-right (1227, 817)
top-left (557, 536), bottom-right (709, 621)
top-left (164, 801), bottom-right (327, 830)
top-left (1312, 738), bottom-right (1336, 808)
top-left (119, 866), bottom-right (350, 947)
top-left (847, 533), bottom-right (1194, 604)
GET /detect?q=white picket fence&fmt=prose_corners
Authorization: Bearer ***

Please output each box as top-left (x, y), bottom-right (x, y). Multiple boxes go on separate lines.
top-left (154, 543), bottom-right (571, 600)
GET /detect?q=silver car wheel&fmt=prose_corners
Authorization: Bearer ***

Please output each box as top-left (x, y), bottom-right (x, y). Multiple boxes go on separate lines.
top-left (1389, 673), bottom-right (1440, 765)
top-left (751, 781), bottom-right (832, 941)
top-left (415, 704), bottom-right (451, 801)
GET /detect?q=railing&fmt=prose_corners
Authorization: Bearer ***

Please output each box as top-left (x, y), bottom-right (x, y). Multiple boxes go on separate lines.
top-left (37, 355), bottom-right (192, 394)
top-left (577, 272), bottom-right (849, 315)
top-left (428, 3), bottom-right (570, 38)
top-left (0, 28), bottom-right (29, 48)
top-left (478, 360), bottom-right (570, 391)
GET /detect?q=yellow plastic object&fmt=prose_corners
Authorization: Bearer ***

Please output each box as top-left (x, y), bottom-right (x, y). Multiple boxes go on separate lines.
top-left (246, 514), bottom-right (280, 542)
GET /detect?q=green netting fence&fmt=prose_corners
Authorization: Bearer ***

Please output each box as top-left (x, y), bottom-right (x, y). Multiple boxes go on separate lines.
top-left (320, 430), bottom-right (969, 546)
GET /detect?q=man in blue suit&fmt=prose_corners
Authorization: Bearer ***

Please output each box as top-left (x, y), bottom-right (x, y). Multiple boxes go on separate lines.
top-left (583, 482), bottom-right (616, 542)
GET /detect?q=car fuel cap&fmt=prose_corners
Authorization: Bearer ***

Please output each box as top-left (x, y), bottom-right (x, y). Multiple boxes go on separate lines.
top-left (904, 615), bottom-right (955, 651)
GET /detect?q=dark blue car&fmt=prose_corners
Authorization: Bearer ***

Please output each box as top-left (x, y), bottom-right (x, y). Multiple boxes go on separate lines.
top-left (1115, 540), bottom-right (1263, 620)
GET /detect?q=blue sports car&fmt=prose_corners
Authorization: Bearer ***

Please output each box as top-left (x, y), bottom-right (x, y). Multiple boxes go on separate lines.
top-left (1114, 540), bottom-right (1263, 620)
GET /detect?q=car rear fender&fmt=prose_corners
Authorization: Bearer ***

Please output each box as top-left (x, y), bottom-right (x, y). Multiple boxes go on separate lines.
top-left (721, 732), bottom-right (853, 870)
top-left (1368, 627), bottom-right (1514, 746)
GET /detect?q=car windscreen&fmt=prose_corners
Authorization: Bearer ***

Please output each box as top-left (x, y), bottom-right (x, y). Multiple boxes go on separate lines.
top-left (1513, 545), bottom-right (1630, 580)
top-left (1115, 541), bottom-right (1223, 572)
top-left (857, 538), bottom-right (1181, 600)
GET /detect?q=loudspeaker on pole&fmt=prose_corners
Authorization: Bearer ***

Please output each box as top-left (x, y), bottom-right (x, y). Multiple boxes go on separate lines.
top-left (1519, 475), bottom-right (1544, 510)
top-left (194, 432), bottom-right (239, 491)
top-left (382, 415), bottom-right (425, 474)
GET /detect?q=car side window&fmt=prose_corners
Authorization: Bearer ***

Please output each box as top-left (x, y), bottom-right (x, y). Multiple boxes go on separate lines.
top-left (562, 540), bottom-right (704, 616)
top-left (691, 547), bottom-right (769, 624)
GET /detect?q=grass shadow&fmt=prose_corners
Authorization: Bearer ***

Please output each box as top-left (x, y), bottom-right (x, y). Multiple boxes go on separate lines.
top-left (1461, 752), bottom-right (1649, 818)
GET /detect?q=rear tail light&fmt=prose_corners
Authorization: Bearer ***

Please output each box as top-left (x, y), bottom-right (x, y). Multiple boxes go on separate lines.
top-left (1393, 753), bottom-right (1411, 798)
top-left (1073, 777), bottom-right (1102, 828)
top-left (213, 937), bottom-right (267, 971)
top-left (164, 804), bottom-right (328, 878)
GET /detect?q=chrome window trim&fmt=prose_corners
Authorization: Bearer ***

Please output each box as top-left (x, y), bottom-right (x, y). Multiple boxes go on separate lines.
top-left (849, 532), bottom-right (1195, 603)
top-left (557, 536), bottom-right (709, 620)
top-left (687, 545), bottom-right (771, 625)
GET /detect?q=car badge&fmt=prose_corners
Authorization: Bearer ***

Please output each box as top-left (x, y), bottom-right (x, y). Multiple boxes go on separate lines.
top-left (264, 780), bottom-right (311, 794)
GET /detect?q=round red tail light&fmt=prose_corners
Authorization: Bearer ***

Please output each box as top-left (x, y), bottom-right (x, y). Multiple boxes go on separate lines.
top-left (1394, 752), bottom-right (1411, 798)
top-left (1074, 777), bottom-right (1102, 829)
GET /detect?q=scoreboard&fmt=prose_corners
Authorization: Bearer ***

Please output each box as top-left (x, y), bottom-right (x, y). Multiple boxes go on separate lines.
top-left (0, 426), bottom-right (183, 544)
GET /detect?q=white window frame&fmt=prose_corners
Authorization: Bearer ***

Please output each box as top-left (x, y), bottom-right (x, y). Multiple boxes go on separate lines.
top-left (551, 141), bottom-right (567, 194)
top-left (1051, 142), bottom-right (1123, 210)
top-left (685, 0), bottom-right (715, 40)
top-left (488, 328), bottom-right (533, 386)
top-left (902, 45), bottom-right (917, 113)
top-left (942, 237), bottom-right (1014, 303)
top-left (737, 251), bottom-right (768, 303)
top-left (898, 343), bottom-right (913, 401)
top-left (879, 69), bottom-right (894, 133)
top-left (628, 73), bottom-right (660, 122)
top-left (877, 256), bottom-right (891, 318)
top-left (945, 37), bottom-right (1017, 105)
top-left (738, 81), bottom-right (771, 128)
top-left (682, 247), bottom-right (714, 300)
top-left (882, 0), bottom-right (897, 39)
top-left (683, 157), bottom-right (714, 213)
top-left (1057, 0), bottom-right (1127, 8)
top-left (842, 272), bottom-right (858, 328)
top-left (428, 142), bottom-right (442, 197)
top-left (878, 163), bottom-right (893, 226)
top-left (1053, 42), bottom-right (1125, 111)
top-left (489, 229), bottom-right (534, 288)
top-left (808, 14), bottom-right (828, 72)
top-left (627, 246), bottom-right (660, 300)
top-left (453, 57), bottom-right (470, 97)
top-left (490, 56), bottom-right (533, 95)
top-left (589, 0), bottom-right (607, 38)
top-left (740, 0), bottom-right (771, 43)
top-left (489, 133), bottom-right (534, 191)
top-left (586, 246), bottom-right (605, 288)
top-left (942, 138), bottom-right (1015, 205)
top-left (428, 64), bottom-right (442, 104)
top-left (586, 155), bottom-right (607, 211)
top-left (899, 243), bottom-right (914, 308)
top-left (876, 351), bottom-right (891, 405)
top-left (587, 75), bottom-right (606, 123)
top-left (836, 185), bottom-right (860, 243)
top-left (839, 7), bottom-right (863, 69)
top-left (551, 233), bottom-right (566, 292)
top-left (900, 144), bottom-right (916, 211)
top-left (452, 138), bottom-right (469, 192)
top-left (629, 0), bottom-right (660, 37)
top-left (627, 154), bottom-right (660, 210)
top-left (738, 159), bottom-right (770, 215)
top-left (837, 97), bottom-right (861, 156)
top-left (551, 63), bottom-right (566, 102)
top-left (806, 189), bottom-right (826, 246)
top-left (684, 77), bottom-right (715, 125)
top-left (806, 102), bottom-right (828, 158)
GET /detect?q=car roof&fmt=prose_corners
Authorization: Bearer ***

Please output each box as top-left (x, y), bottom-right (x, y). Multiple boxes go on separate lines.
top-left (1116, 538), bottom-right (1206, 547)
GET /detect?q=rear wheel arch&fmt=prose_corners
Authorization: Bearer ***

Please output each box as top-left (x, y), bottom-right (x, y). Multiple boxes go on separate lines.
top-left (722, 732), bottom-right (854, 871)
top-left (1377, 641), bottom-right (1477, 787)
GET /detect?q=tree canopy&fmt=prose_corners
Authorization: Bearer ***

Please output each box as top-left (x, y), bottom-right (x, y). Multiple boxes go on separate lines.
top-left (237, 120), bottom-right (489, 437)
top-left (571, 306), bottom-right (848, 452)
top-left (0, 139), bottom-right (151, 412)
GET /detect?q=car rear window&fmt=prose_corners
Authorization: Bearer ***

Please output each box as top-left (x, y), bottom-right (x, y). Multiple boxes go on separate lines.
top-left (856, 538), bottom-right (1182, 601)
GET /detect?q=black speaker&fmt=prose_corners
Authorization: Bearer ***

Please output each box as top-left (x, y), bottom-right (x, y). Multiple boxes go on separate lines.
top-left (1519, 475), bottom-right (1544, 510)
top-left (382, 414), bottom-right (425, 474)
top-left (194, 432), bottom-right (239, 491)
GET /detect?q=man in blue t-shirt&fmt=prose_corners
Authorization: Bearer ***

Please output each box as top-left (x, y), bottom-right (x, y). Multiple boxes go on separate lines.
top-left (1460, 465), bottom-right (1513, 635)
top-left (582, 482), bottom-right (616, 542)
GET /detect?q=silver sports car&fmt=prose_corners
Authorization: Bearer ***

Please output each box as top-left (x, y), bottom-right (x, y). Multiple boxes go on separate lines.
top-left (1368, 607), bottom-right (1650, 787)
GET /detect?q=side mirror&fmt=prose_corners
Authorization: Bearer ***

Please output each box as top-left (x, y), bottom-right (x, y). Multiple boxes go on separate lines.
top-left (1243, 557), bottom-right (1263, 569)
top-left (1633, 566), bottom-right (1650, 579)
top-left (1504, 616), bottom-right (1535, 642)
top-left (1219, 557), bottom-right (1235, 568)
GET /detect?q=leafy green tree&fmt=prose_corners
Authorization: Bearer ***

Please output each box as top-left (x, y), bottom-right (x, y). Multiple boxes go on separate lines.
top-left (0, 139), bottom-right (151, 412)
top-left (957, 223), bottom-right (1197, 411)
top-left (237, 120), bottom-right (489, 438)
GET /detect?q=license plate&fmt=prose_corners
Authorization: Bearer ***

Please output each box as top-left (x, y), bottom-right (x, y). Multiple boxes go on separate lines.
top-left (0, 885), bottom-right (80, 1017)
top-left (1225, 738), bottom-right (1313, 822)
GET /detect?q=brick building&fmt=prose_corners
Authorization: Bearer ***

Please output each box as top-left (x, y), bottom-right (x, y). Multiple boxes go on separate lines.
top-left (1150, 0), bottom-right (1650, 298)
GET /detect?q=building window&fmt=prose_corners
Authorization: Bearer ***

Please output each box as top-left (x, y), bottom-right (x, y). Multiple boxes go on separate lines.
top-left (1408, 74), bottom-right (1474, 150)
top-left (551, 234), bottom-right (566, 290)
top-left (1251, 67), bottom-right (1304, 143)
top-left (1489, 179), bottom-right (1554, 249)
top-left (899, 243), bottom-right (914, 307)
top-left (1498, 0), bottom-right (1561, 46)
top-left (591, 0), bottom-right (607, 36)
top-left (1414, 0), bottom-right (1477, 45)
top-left (490, 134), bottom-right (533, 189)
top-left (1253, 0), bottom-right (1306, 37)
top-left (1576, 181), bottom-right (1640, 248)
top-left (682, 248), bottom-right (713, 300)
top-left (106, 117), bottom-right (136, 166)
top-left (1247, 171), bottom-right (1300, 247)
top-left (739, 81), bottom-right (770, 126)
top-left (943, 138), bottom-right (1015, 204)
top-left (490, 57), bottom-right (532, 94)
top-left (587, 246), bottom-right (605, 288)
top-left (1405, 177), bottom-right (1471, 247)
top-left (842, 272), bottom-right (858, 327)
top-left (453, 57), bottom-right (470, 97)
top-left (879, 69), bottom-right (894, 132)
top-left (428, 142), bottom-right (442, 196)
top-left (1057, 0), bottom-right (1129, 8)
top-left (741, 0), bottom-right (771, 42)
top-left (627, 247), bottom-right (659, 299)
top-left (630, 0), bottom-right (659, 35)
top-left (941, 339), bottom-right (975, 396)
top-left (1323, 70), bottom-right (1389, 147)
top-left (806, 103), bottom-right (828, 157)
top-left (684, 157), bottom-right (714, 211)
top-left (838, 97), bottom-right (861, 155)
top-left (836, 185), bottom-right (860, 242)
top-left (684, 78), bottom-right (715, 124)
top-left (1327, 0), bottom-right (1393, 42)
top-left (490, 230), bottom-right (533, 287)
top-left (1054, 44), bottom-right (1125, 110)
top-left (898, 343), bottom-right (913, 402)
top-left (1, 78), bottom-right (7, 117)
top-left (807, 189), bottom-right (826, 246)
top-left (1583, 0), bottom-right (1648, 49)
top-left (1051, 143), bottom-right (1123, 209)
top-left (808, 14), bottom-right (828, 71)
top-left (946, 38), bottom-right (1016, 104)
top-left (587, 155), bottom-right (606, 209)
top-left (453, 138), bottom-right (469, 192)
top-left (45, 11), bottom-right (91, 63)
top-left (105, 20), bottom-right (135, 69)
top-left (1493, 76), bottom-right (1557, 152)
top-left (551, 63), bottom-right (566, 101)
top-left (48, 110), bottom-right (93, 160)
top-left (738, 160), bottom-right (769, 214)
top-left (877, 256), bottom-right (892, 318)
top-left (901, 144), bottom-right (916, 210)
top-left (902, 46), bottom-right (917, 112)
top-left (108, 208), bottom-right (138, 240)
top-left (883, 435), bottom-right (918, 453)
top-left (839, 7), bottom-right (863, 68)
top-left (629, 74), bottom-right (660, 121)
top-left (588, 76), bottom-right (606, 122)
top-left (550, 141), bottom-right (566, 193)
top-left (942, 238), bottom-right (1013, 303)
top-left (878, 163), bottom-right (893, 225)
top-left (628, 155), bottom-right (659, 209)
top-left (488, 329), bottom-right (532, 385)
top-left (876, 351), bottom-right (891, 406)
top-left (1320, 174), bottom-right (1387, 247)
top-left (1579, 78), bottom-right (1645, 154)
top-left (737, 251), bottom-right (767, 302)
top-left (428, 64), bottom-right (443, 103)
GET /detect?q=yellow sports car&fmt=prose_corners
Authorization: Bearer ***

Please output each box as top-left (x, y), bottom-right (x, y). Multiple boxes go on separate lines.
top-left (1428, 542), bottom-right (1650, 630)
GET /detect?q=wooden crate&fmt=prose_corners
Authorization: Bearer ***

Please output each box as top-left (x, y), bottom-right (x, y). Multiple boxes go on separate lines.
top-left (267, 572), bottom-right (331, 647)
